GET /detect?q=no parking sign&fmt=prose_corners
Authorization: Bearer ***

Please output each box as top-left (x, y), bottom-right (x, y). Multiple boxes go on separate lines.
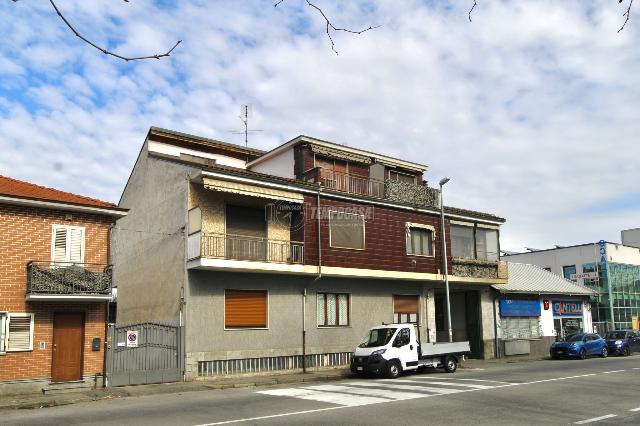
top-left (126, 330), bottom-right (139, 347)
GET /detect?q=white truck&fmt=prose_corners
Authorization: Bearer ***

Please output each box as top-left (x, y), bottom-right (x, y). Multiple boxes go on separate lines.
top-left (350, 323), bottom-right (471, 378)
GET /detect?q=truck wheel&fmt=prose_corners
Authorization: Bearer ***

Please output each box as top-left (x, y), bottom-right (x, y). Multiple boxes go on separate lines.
top-left (385, 360), bottom-right (401, 379)
top-left (443, 356), bottom-right (457, 373)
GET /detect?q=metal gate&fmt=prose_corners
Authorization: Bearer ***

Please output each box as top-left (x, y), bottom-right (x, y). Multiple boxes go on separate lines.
top-left (106, 322), bottom-right (183, 387)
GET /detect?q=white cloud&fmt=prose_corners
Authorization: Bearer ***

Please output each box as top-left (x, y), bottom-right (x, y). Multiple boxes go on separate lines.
top-left (0, 0), bottom-right (638, 251)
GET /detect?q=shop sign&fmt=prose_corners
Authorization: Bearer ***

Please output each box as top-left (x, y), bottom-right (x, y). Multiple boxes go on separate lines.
top-left (553, 301), bottom-right (583, 317)
top-left (500, 299), bottom-right (541, 317)
top-left (569, 272), bottom-right (598, 280)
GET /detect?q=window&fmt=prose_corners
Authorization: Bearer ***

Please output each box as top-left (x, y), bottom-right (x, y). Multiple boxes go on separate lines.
top-left (406, 226), bottom-right (433, 256)
top-left (6, 313), bottom-right (34, 351)
top-left (563, 265), bottom-right (577, 281)
top-left (317, 293), bottom-right (349, 326)
top-left (329, 211), bottom-right (365, 250)
top-left (51, 225), bottom-right (85, 264)
top-left (0, 313), bottom-right (6, 354)
top-left (394, 328), bottom-right (411, 346)
top-left (224, 290), bottom-right (268, 328)
top-left (389, 170), bottom-right (416, 184)
top-left (476, 228), bottom-right (499, 261)
top-left (394, 295), bottom-right (419, 323)
top-left (450, 225), bottom-right (475, 259)
top-left (582, 263), bottom-right (597, 286)
top-left (451, 224), bottom-right (500, 261)
top-left (501, 316), bottom-right (541, 340)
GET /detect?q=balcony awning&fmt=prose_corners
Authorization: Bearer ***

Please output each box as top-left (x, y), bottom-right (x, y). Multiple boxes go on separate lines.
top-left (203, 177), bottom-right (304, 204)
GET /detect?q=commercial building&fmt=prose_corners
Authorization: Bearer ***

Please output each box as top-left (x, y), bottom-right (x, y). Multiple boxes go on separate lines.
top-left (503, 233), bottom-right (640, 332)
top-left (113, 127), bottom-right (508, 379)
top-left (492, 263), bottom-right (596, 358)
top-left (0, 176), bottom-right (127, 395)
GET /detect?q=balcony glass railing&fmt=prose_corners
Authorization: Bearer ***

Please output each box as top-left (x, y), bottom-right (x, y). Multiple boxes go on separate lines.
top-left (191, 232), bottom-right (304, 264)
top-left (27, 261), bottom-right (112, 295)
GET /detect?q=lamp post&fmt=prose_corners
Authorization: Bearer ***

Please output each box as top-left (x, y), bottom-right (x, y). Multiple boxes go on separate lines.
top-left (439, 177), bottom-right (453, 343)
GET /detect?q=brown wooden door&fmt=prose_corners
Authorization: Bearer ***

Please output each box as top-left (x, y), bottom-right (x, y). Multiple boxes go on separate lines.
top-left (52, 313), bottom-right (84, 382)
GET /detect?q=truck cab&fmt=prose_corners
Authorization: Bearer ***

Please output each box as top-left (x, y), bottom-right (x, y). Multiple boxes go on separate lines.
top-left (351, 323), bottom-right (470, 378)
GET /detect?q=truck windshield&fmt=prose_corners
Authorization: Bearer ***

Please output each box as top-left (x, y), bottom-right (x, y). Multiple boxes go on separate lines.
top-left (358, 328), bottom-right (397, 348)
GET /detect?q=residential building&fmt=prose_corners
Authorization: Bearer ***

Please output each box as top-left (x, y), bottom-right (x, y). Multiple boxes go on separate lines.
top-left (113, 127), bottom-right (507, 379)
top-left (492, 263), bottom-right (596, 358)
top-left (0, 176), bottom-right (127, 395)
top-left (503, 237), bottom-right (640, 332)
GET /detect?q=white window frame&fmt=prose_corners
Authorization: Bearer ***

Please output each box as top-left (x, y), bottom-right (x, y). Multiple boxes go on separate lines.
top-left (6, 313), bottom-right (35, 352)
top-left (405, 223), bottom-right (435, 257)
top-left (328, 210), bottom-right (365, 250)
top-left (0, 312), bottom-right (7, 354)
top-left (51, 225), bottom-right (85, 264)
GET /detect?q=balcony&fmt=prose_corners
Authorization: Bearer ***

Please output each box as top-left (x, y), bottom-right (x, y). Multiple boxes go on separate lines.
top-left (26, 261), bottom-right (113, 301)
top-left (451, 259), bottom-right (509, 282)
top-left (303, 167), bottom-right (440, 208)
top-left (188, 232), bottom-right (304, 265)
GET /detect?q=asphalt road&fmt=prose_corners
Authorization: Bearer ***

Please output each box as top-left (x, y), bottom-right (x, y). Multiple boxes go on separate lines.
top-left (4, 356), bottom-right (640, 426)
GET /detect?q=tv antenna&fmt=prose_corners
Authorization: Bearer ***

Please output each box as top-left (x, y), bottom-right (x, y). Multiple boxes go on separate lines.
top-left (230, 104), bottom-right (263, 147)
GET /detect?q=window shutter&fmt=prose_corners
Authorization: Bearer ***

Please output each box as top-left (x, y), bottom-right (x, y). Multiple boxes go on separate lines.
top-left (68, 228), bottom-right (84, 263)
top-left (394, 295), bottom-right (419, 318)
top-left (53, 227), bottom-right (68, 263)
top-left (7, 314), bottom-right (33, 351)
top-left (225, 290), bottom-right (267, 328)
top-left (0, 313), bottom-right (7, 353)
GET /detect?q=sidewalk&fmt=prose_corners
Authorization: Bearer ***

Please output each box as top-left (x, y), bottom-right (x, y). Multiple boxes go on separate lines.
top-left (0, 368), bottom-right (351, 411)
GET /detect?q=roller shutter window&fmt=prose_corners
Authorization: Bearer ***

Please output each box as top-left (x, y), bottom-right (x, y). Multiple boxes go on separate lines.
top-left (7, 313), bottom-right (34, 352)
top-left (225, 290), bottom-right (268, 328)
top-left (51, 225), bottom-right (85, 264)
top-left (394, 295), bottom-right (419, 323)
top-left (317, 293), bottom-right (350, 327)
top-left (329, 211), bottom-right (365, 250)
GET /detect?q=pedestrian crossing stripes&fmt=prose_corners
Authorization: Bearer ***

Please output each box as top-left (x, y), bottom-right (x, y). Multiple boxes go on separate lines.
top-left (257, 377), bottom-right (499, 407)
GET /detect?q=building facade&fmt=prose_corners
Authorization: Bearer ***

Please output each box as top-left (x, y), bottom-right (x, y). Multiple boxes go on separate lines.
top-left (504, 238), bottom-right (640, 333)
top-left (493, 263), bottom-right (596, 358)
top-left (114, 127), bottom-right (507, 380)
top-left (0, 176), bottom-right (126, 395)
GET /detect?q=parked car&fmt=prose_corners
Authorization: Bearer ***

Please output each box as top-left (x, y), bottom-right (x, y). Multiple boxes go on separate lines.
top-left (550, 333), bottom-right (608, 360)
top-left (604, 330), bottom-right (640, 356)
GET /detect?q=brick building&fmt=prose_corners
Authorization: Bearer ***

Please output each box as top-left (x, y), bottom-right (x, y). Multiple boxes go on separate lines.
top-left (0, 176), bottom-right (126, 395)
top-left (114, 127), bottom-right (507, 380)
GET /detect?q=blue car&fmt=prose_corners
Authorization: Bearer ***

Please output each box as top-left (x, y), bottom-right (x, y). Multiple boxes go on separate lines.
top-left (605, 330), bottom-right (640, 356)
top-left (550, 333), bottom-right (608, 360)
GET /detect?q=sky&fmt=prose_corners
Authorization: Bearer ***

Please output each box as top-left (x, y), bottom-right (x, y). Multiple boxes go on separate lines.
top-left (0, 0), bottom-right (639, 253)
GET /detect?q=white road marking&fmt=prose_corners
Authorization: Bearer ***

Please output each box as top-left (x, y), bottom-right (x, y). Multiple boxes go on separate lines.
top-left (257, 388), bottom-right (388, 406)
top-left (346, 380), bottom-right (464, 394)
top-left (603, 370), bottom-right (625, 374)
top-left (630, 407), bottom-right (640, 412)
top-left (402, 378), bottom-right (493, 389)
top-left (446, 378), bottom-right (514, 384)
top-left (194, 406), bottom-right (345, 426)
top-left (574, 414), bottom-right (617, 424)
top-left (633, 367), bottom-right (640, 370)
top-left (302, 384), bottom-right (427, 400)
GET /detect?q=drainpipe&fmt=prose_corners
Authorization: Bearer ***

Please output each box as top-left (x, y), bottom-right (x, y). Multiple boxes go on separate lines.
top-left (493, 293), bottom-right (500, 359)
top-left (304, 185), bottom-right (323, 373)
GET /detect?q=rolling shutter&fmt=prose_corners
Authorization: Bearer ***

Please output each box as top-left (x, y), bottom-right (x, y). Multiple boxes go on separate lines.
top-left (394, 295), bottom-right (419, 323)
top-left (7, 314), bottom-right (34, 351)
top-left (225, 290), bottom-right (267, 328)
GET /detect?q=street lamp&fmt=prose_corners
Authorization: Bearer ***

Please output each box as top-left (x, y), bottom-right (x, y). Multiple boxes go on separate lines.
top-left (439, 177), bottom-right (453, 343)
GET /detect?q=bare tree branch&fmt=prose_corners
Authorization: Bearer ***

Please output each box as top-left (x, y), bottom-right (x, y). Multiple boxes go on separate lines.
top-left (275, 0), bottom-right (379, 55)
top-left (48, 0), bottom-right (181, 61)
top-left (618, 0), bottom-right (634, 32)
top-left (469, 0), bottom-right (477, 22)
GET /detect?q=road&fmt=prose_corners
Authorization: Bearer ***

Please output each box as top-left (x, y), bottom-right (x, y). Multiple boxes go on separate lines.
top-left (4, 356), bottom-right (640, 425)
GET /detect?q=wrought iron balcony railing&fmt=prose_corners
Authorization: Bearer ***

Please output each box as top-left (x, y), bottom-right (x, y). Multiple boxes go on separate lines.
top-left (303, 167), bottom-right (440, 208)
top-left (27, 261), bottom-right (113, 295)
top-left (192, 232), bottom-right (304, 264)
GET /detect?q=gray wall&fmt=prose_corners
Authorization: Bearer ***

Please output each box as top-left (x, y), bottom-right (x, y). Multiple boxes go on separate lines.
top-left (185, 271), bottom-right (438, 377)
top-left (113, 146), bottom-right (195, 324)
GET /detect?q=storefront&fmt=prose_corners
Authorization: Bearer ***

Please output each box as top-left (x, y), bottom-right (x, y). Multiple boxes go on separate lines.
top-left (552, 300), bottom-right (584, 339)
